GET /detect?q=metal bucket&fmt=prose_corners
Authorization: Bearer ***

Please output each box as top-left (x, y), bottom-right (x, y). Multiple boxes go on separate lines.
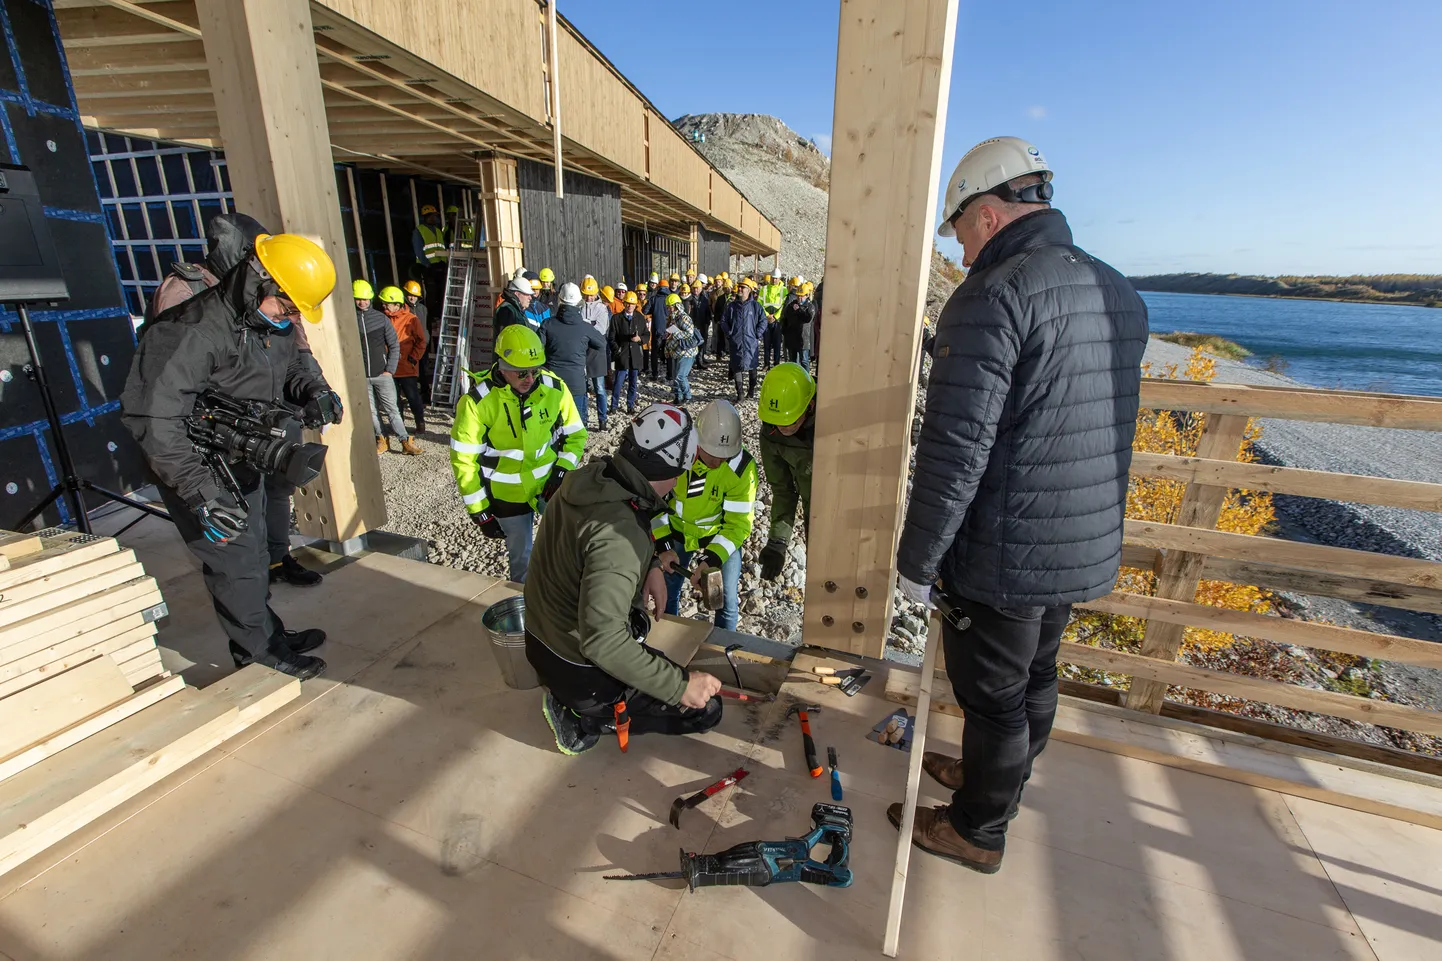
top-left (482, 595), bottom-right (539, 690)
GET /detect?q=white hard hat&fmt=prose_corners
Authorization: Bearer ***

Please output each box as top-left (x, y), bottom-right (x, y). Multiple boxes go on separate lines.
top-left (696, 399), bottom-right (742, 459)
top-left (697, 273), bottom-right (708, 285)
top-left (620, 403), bottom-right (698, 479)
top-left (559, 282), bottom-right (582, 306)
top-left (616, 282), bottom-right (628, 292)
top-left (649, 271), bottom-right (660, 284)
top-left (511, 266), bottom-right (529, 281)
top-left (937, 137), bottom-right (1052, 238)
top-left (507, 276), bottom-right (532, 295)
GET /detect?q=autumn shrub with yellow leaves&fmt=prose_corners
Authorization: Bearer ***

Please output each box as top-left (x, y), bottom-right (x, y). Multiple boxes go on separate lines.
top-left (1066, 348), bottom-right (1276, 654)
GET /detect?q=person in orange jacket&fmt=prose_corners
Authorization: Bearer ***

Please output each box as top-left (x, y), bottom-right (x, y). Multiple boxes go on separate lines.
top-left (378, 285), bottom-right (429, 438)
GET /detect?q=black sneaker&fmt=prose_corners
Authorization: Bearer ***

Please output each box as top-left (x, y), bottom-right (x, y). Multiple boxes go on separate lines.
top-left (542, 690), bottom-right (599, 756)
top-left (280, 628), bottom-right (326, 654)
top-left (229, 640), bottom-right (255, 668)
top-left (270, 554), bottom-right (323, 587)
top-left (255, 647), bottom-right (326, 681)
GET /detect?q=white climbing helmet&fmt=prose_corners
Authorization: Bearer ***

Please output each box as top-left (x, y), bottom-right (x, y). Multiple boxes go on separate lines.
top-left (619, 403), bottom-right (698, 480)
top-left (696, 399), bottom-right (742, 459)
top-left (937, 136), bottom-right (1052, 238)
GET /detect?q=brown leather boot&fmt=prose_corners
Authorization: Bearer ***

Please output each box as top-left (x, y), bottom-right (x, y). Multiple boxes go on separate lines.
top-left (401, 437), bottom-right (423, 456)
top-left (887, 803), bottom-right (1003, 874)
top-left (922, 751), bottom-right (965, 790)
top-left (376, 436), bottom-right (389, 454)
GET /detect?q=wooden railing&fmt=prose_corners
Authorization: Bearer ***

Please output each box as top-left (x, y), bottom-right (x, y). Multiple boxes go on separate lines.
top-left (1063, 379), bottom-right (1442, 742)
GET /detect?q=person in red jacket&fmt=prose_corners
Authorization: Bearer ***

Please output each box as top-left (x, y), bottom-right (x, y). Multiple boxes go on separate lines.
top-left (378, 285), bottom-right (429, 438)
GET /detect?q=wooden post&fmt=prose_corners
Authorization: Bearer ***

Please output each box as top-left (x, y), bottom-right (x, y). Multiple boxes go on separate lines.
top-left (379, 173), bottom-right (398, 285)
top-left (545, 0), bottom-right (564, 198)
top-left (803, 0), bottom-right (960, 656)
top-left (1125, 413), bottom-right (1251, 712)
top-left (343, 167), bottom-right (366, 282)
top-left (688, 222), bottom-right (700, 275)
top-left (195, 0), bottom-right (386, 546)
top-left (479, 154), bottom-right (524, 290)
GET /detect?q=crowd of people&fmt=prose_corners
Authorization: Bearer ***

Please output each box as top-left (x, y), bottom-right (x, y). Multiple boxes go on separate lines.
top-left (125, 134), bottom-right (1148, 880)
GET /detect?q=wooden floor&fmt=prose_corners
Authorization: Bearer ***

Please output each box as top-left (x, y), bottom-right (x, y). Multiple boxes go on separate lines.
top-left (0, 513), bottom-right (1438, 961)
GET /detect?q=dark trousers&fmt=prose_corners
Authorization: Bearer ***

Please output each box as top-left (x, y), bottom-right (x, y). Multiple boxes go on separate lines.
top-left (264, 475), bottom-right (294, 565)
top-left (732, 367), bottom-right (757, 399)
top-left (763, 323), bottom-right (783, 367)
top-left (394, 375), bottom-right (426, 432)
top-left (155, 478), bottom-right (285, 660)
top-left (610, 368), bottom-right (640, 412)
top-left (525, 632), bottom-right (722, 737)
top-left (695, 322), bottom-right (710, 364)
top-left (943, 598), bottom-right (1072, 851)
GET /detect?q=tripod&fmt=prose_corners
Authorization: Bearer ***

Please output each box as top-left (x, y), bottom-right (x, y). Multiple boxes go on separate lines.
top-left (9, 302), bottom-right (170, 534)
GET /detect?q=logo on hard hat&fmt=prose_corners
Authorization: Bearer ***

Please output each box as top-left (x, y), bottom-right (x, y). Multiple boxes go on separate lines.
top-left (1027, 146), bottom-right (1040, 156)
top-left (955, 179), bottom-right (965, 192)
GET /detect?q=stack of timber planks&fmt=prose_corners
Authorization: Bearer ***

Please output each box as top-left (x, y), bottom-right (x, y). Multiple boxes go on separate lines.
top-left (0, 528), bottom-right (170, 695)
top-left (0, 529), bottom-right (301, 877)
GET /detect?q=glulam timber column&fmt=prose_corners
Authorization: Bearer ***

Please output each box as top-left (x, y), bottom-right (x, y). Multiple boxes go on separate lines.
top-left (802, 0), bottom-right (959, 656)
top-left (195, 0), bottom-right (386, 548)
top-left (479, 154), bottom-right (525, 290)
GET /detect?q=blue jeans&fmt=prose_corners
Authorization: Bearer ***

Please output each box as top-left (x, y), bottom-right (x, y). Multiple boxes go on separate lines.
top-left (368, 374), bottom-right (408, 440)
top-left (496, 512), bottom-right (534, 583)
top-left (787, 347), bottom-right (811, 368)
top-left (611, 369), bottom-right (639, 412)
top-left (663, 546), bottom-right (742, 631)
top-left (591, 377), bottom-right (609, 426)
top-left (672, 354), bottom-right (696, 402)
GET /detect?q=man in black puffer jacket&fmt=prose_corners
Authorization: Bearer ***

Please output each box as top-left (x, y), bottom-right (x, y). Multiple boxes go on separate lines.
top-left (890, 138), bottom-right (1148, 874)
top-left (542, 282), bottom-right (606, 429)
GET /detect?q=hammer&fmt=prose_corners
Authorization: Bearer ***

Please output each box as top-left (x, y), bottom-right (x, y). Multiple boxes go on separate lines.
top-left (677, 565), bottom-right (725, 611)
top-left (786, 704), bottom-right (824, 778)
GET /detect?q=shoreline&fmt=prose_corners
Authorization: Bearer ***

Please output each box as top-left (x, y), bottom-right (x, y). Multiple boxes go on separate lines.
top-left (1136, 288), bottom-right (1439, 309)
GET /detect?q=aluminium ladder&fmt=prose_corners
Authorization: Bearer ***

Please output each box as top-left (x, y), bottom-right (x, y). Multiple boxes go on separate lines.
top-left (429, 212), bottom-right (490, 408)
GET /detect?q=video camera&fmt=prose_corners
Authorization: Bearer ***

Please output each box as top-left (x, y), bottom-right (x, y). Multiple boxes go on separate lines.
top-left (185, 390), bottom-right (328, 506)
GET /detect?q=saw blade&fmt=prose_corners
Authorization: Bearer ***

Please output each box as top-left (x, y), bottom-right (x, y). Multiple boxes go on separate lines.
top-left (603, 870), bottom-right (686, 882)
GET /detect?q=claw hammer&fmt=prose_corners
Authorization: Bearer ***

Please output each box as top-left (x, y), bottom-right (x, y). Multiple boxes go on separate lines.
top-left (786, 703), bottom-right (823, 777)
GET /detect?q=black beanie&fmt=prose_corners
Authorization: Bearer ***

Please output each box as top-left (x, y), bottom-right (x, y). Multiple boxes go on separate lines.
top-left (616, 436), bottom-right (686, 481)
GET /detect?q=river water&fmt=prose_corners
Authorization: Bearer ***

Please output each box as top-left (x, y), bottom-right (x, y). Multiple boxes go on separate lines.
top-left (1139, 291), bottom-right (1442, 397)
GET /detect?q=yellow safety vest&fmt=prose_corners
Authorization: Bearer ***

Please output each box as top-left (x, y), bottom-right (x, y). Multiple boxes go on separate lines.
top-left (418, 224), bottom-right (448, 264)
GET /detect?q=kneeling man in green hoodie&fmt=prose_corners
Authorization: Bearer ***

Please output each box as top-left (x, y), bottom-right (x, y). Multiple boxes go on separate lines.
top-left (525, 403), bottom-right (725, 755)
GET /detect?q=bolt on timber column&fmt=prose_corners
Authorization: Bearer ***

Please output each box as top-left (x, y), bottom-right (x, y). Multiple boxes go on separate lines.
top-left (195, 0), bottom-right (386, 544)
top-left (802, 0), bottom-right (960, 656)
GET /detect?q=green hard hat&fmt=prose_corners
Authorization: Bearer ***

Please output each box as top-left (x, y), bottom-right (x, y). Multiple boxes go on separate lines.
top-left (758, 362), bottom-right (816, 426)
top-left (495, 324), bottom-right (545, 370)
top-left (665, 293), bottom-right (682, 307)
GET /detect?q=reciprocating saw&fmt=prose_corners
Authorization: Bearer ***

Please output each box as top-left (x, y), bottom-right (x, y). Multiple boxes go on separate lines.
top-left (604, 803), bottom-right (853, 889)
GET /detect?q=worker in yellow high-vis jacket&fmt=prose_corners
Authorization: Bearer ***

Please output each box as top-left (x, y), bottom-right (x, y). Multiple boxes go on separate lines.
top-left (652, 399), bottom-right (757, 630)
top-left (450, 325), bottom-right (586, 583)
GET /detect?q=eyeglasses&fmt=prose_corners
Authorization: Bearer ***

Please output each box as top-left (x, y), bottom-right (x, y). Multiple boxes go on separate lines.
top-left (275, 299), bottom-right (302, 320)
top-left (511, 369), bottom-right (539, 381)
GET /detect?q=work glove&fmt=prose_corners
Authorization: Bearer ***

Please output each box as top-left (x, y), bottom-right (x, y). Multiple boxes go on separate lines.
top-left (302, 388), bottom-right (344, 428)
top-left (897, 573), bottom-right (936, 611)
top-left (540, 469), bottom-right (567, 504)
top-left (471, 511), bottom-right (505, 540)
top-left (759, 539), bottom-right (787, 581)
top-left (195, 493), bottom-right (248, 544)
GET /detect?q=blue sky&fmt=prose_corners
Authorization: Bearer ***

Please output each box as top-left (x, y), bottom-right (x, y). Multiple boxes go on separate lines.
top-left (565, 0), bottom-right (1442, 276)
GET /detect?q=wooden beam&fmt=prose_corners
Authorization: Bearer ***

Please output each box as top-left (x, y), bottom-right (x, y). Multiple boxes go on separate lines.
top-left (1081, 591), bottom-right (1442, 670)
top-left (1122, 544), bottom-right (1442, 616)
top-left (196, 0), bottom-right (387, 544)
top-left (804, 0), bottom-right (960, 657)
top-left (1061, 641), bottom-right (1442, 736)
top-left (1127, 414), bottom-right (1250, 712)
top-left (1129, 451), bottom-right (1442, 513)
top-left (1125, 519), bottom-right (1442, 589)
top-left (0, 657), bottom-right (135, 761)
top-left (1139, 378), bottom-right (1442, 431)
top-left (65, 40), bottom-right (209, 76)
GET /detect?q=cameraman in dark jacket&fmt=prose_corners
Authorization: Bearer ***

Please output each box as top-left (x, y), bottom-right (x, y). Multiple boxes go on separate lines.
top-left (890, 139), bottom-right (1149, 873)
top-left (122, 233), bottom-right (345, 680)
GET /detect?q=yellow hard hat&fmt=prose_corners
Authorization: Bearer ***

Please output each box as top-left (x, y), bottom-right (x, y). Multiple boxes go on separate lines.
top-left (539, 267), bottom-right (556, 283)
top-left (495, 324), bottom-right (545, 370)
top-left (403, 280), bottom-right (423, 297)
top-left (581, 276), bottom-right (600, 296)
top-left (253, 234), bottom-right (337, 324)
top-left (680, 283), bottom-right (692, 294)
top-left (759, 363), bottom-right (817, 426)
top-left (802, 281), bottom-right (815, 295)
top-left (740, 277), bottom-right (758, 290)
top-left (685, 268), bottom-right (696, 277)
top-left (377, 285), bottom-right (404, 305)
top-left (665, 293), bottom-right (682, 307)
top-left (601, 284), bottom-right (615, 300)
top-left (420, 204), bottom-right (438, 216)
top-left (351, 279), bottom-right (375, 301)
top-left (763, 274), bottom-right (772, 283)
top-left (529, 278), bottom-right (543, 292)
top-left (789, 276), bottom-right (802, 288)
top-left (623, 291), bottom-right (639, 305)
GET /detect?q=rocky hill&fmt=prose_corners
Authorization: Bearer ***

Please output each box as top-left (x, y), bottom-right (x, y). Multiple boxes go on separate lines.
top-left (675, 112), bottom-right (963, 318)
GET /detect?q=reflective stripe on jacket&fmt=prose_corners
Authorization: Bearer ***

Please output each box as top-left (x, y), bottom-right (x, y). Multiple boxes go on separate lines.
top-left (652, 449), bottom-right (758, 564)
top-left (417, 224), bottom-right (448, 264)
top-left (449, 367), bottom-right (586, 514)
